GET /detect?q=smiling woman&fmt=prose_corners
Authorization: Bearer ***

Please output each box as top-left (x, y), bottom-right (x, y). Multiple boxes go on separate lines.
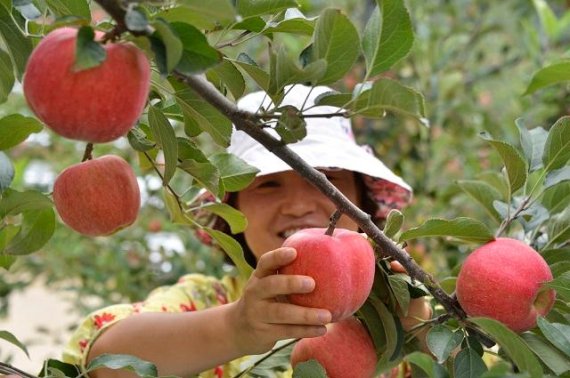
top-left (61, 85), bottom-right (428, 378)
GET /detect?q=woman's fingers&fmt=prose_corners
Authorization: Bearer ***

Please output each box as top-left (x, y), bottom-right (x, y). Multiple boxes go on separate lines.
top-left (252, 274), bottom-right (315, 299)
top-left (254, 247), bottom-right (297, 278)
top-left (261, 302), bottom-right (331, 326)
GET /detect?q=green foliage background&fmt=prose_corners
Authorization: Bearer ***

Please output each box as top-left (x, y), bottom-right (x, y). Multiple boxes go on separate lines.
top-left (0, 0), bottom-right (569, 376)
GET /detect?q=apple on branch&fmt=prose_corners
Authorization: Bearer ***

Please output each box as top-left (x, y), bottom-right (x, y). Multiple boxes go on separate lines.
top-left (23, 27), bottom-right (151, 143)
top-left (291, 316), bottom-right (378, 378)
top-left (456, 237), bottom-right (556, 333)
top-left (278, 228), bottom-right (376, 322)
top-left (53, 155), bottom-right (141, 237)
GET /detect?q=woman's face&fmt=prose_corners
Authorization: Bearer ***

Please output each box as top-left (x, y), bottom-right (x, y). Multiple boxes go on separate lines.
top-left (236, 169), bottom-right (360, 260)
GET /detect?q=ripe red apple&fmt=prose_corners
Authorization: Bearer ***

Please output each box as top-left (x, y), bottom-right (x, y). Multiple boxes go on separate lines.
top-left (23, 27), bottom-right (150, 143)
top-left (456, 237), bottom-right (556, 333)
top-left (53, 155), bottom-right (141, 236)
top-left (279, 228), bottom-right (375, 322)
top-left (291, 316), bottom-right (378, 378)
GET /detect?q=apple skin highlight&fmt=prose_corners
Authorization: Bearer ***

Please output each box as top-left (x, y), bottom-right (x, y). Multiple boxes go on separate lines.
top-left (456, 237), bottom-right (556, 333)
top-left (23, 27), bottom-right (150, 143)
top-left (279, 228), bottom-right (376, 322)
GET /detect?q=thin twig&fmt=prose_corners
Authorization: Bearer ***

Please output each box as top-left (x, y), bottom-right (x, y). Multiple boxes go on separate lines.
top-left (0, 361), bottom-right (39, 378)
top-left (232, 338), bottom-right (299, 378)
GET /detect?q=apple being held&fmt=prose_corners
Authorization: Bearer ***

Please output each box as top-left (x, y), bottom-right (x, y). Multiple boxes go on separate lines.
top-left (291, 316), bottom-right (378, 378)
top-left (456, 237), bottom-right (556, 333)
top-left (53, 155), bottom-right (141, 236)
top-left (23, 27), bottom-right (150, 143)
top-left (278, 228), bottom-right (375, 322)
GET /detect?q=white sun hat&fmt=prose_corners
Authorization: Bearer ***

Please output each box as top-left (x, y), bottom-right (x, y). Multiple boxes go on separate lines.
top-left (228, 84), bottom-right (412, 219)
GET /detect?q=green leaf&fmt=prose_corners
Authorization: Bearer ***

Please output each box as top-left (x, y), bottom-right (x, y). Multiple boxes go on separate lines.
top-left (5, 208), bottom-right (55, 255)
top-left (362, 0), bottom-right (414, 77)
top-left (205, 228), bottom-right (253, 279)
top-left (262, 9), bottom-right (315, 36)
top-left (405, 351), bottom-right (449, 378)
top-left (171, 22), bottom-right (222, 75)
top-left (0, 330), bottom-right (29, 357)
top-left (311, 8), bottom-right (360, 85)
top-left (237, 0), bottom-right (297, 18)
top-left (453, 347), bottom-right (488, 378)
top-left (357, 299), bottom-right (387, 353)
top-left (0, 189), bottom-right (53, 218)
top-left (274, 105), bottom-right (307, 143)
top-left (292, 359), bottom-right (327, 378)
top-left (427, 325), bottom-right (464, 364)
top-left (470, 317), bottom-right (543, 378)
top-left (542, 181), bottom-right (570, 214)
top-left (200, 203), bottom-right (247, 234)
top-left (383, 209), bottom-right (403, 239)
top-left (74, 26), bottom-right (106, 71)
top-left (151, 19), bottom-right (183, 74)
top-left (0, 48), bottom-right (14, 104)
top-left (127, 128), bottom-right (156, 152)
top-left (87, 354), bottom-right (158, 377)
top-left (171, 80), bottom-right (232, 147)
top-left (480, 132), bottom-right (529, 194)
top-left (232, 54), bottom-right (270, 92)
top-left (456, 180), bottom-right (502, 223)
top-left (351, 79), bottom-right (427, 124)
top-left (209, 152), bottom-right (258, 192)
top-left (399, 217), bottom-right (495, 243)
top-left (169, 0), bottom-right (236, 29)
top-left (179, 159), bottom-right (220, 197)
top-left (208, 59), bottom-right (246, 100)
top-left (0, 3), bottom-right (33, 80)
top-left (545, 271), bottom-right (570, 302)
top-left (38, 359), bottom-right (81, 378)
top-left (545, 166), bottom-right (570, 189)
top-left (547, 208), bottom-right (570, 248)
top-left (0, 114), bottom-right (43, 150)
top-left (45, 0), bottom-right (91, 20)
top-left (268, 46), bottom-right (326, 97)
top-left (524, 60), bottom-right (570, 95)
top-left (162, 188), bottom-right (190, 225)
top-left (368, 295), bottom-right (402, 367)
top-left (0, 152), bottom-right (14, 193)
top-left (537, 317), bottom-right (570, 358)
top-left (516, 119), bottom-right (548, 172)
top-left (388, 274), bottom-right (410, 316)
top-left (522, 332), bottom-right (570, 376)
top-left (148, 106), bottom-right (178, 186)
top-left (543, 116), bottom-right (570, 172)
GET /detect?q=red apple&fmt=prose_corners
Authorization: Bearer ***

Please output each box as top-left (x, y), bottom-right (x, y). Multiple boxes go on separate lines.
top-left (456, 237), bottom-right (556, 333)
top-left (23, 27), bottom-right (150, 143)
top-left (279, 228), bottom-right (375, 322)
top-left (53, 155), bottom-right (140, 236)
top-left (291, 316), bottom-right (378, 378)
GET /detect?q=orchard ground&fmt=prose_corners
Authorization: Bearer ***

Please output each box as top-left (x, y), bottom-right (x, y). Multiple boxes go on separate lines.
top-left (0, 281), bottom-right (96, 373)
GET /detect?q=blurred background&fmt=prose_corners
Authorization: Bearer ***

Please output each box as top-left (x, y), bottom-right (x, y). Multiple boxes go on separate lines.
top-left (1, 0), bottom-right (569, 372)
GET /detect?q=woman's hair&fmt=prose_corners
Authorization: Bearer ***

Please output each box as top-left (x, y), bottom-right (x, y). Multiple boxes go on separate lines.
top-left (214, 172), bottom-right (381, 267)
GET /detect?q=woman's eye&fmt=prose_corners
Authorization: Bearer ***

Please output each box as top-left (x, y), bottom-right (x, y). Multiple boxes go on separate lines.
top-left (256, 180), bottom-right (280, 189)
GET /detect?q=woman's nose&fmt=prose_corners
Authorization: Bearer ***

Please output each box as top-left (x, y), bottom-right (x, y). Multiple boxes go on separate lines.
top-left (280, 183), bottom-right (321, 216)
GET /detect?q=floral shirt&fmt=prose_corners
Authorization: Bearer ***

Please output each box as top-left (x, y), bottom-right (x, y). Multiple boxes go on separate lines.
top-left (62, 273), bottom-right (293, 378)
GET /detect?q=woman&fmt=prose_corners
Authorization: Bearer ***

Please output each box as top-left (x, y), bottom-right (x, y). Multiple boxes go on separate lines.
top-left (63, 85), bottom-right (430, 377)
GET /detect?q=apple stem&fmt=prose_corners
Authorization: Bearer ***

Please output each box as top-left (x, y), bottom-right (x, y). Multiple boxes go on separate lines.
top-left (325, 209), bottom-right (342, 236)
top-left (81, 143), bottom-right (94, 162)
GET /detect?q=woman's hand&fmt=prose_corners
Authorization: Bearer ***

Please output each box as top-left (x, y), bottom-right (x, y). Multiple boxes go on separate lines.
top-left (226, 247), bottom-right (332, 356)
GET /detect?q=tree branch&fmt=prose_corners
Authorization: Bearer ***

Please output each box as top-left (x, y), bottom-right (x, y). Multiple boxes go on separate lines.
top-left (173, 73), bottom-right (466, 319)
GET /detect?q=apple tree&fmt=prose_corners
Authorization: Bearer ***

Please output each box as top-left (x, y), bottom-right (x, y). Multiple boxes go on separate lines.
top-left (0, 0), bottom-right (569, 377)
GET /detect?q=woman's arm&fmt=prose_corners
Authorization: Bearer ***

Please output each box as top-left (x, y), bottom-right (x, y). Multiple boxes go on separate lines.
top-left (86, 247), bottom-right (331, 378)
